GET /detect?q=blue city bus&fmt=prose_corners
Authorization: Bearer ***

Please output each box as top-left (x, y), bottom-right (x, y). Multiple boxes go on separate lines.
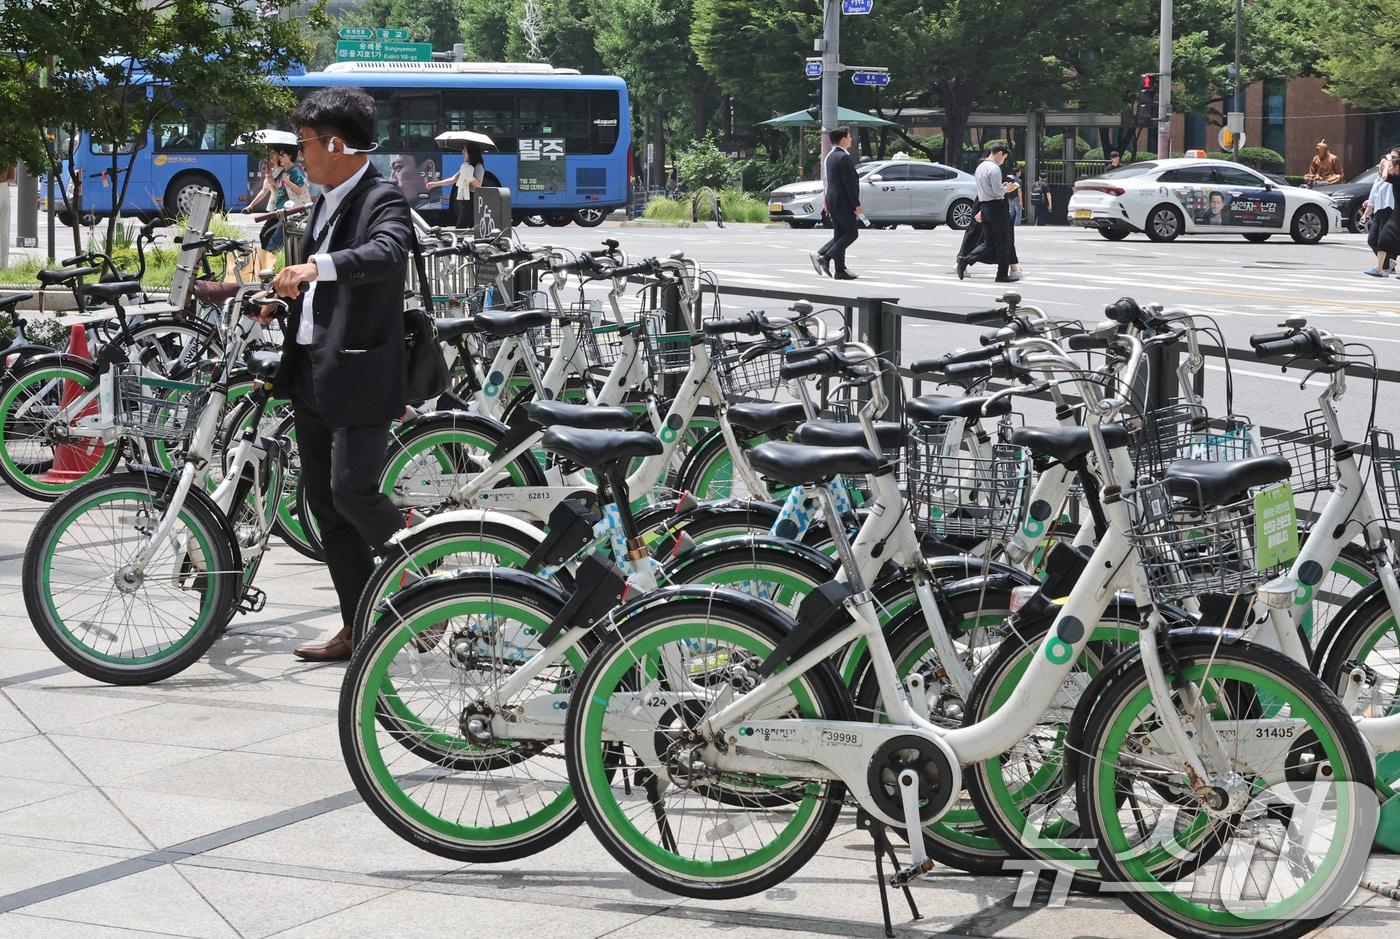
top-left (65, 63), bottom-right (631, 227)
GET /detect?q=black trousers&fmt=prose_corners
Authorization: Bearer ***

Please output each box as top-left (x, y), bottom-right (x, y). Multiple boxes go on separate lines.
top-left (964, 199), bottom-right (1012, 279)
top-left (819, 208), bottom-right (859, 274)
top-left (292, 364), bottom-right (402, 629)
top-left (1369, 208), bottom-right (1393, 258)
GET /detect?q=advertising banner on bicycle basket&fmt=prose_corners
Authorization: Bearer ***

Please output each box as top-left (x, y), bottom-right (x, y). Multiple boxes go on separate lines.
top-left (1255, 484), bottom-right (1299, 569)
top-left (518, 138), bottom-right (566, 192)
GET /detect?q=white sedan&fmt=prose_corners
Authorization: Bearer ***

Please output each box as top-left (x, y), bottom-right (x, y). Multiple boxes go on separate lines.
top-left (767, 159), bottom-right (978, 230)
top-left (1066, 157), bottom-right (1343, 244)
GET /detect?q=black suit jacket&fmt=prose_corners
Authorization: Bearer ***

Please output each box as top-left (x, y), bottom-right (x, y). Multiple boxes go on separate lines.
top-left (824, 147), bottom-right (861, 217)
top-left (273, 165), bottom-right (413, 427)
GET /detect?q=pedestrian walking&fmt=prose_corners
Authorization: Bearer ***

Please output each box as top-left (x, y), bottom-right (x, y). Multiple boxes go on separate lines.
top-left (427, 142), bottom-right (486, 229)
top-left (957, 144), bottom-right (1017, 282)
top-left (1365, 151), bottom-right (1399, 277)
top-left (1030, 171), bottom-right (1053, 226)
top-left (1006, 167), bottom-right (1024, 225)
top-left (810, 127), bottom-right (862, 280)
top-left (261, 86), bottom-right (414, 662)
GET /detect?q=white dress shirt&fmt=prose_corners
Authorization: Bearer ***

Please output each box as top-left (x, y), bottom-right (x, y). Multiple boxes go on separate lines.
top-left (298, 161), bottom-right (370, 346)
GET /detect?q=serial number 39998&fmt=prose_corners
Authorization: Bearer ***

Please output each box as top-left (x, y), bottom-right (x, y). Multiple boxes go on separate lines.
top-left (820, 730), bottom-right (861, 747)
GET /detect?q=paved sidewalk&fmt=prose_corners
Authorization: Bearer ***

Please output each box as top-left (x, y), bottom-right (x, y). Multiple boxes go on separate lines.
top-left (1, 484), bottom-right (1399, 937)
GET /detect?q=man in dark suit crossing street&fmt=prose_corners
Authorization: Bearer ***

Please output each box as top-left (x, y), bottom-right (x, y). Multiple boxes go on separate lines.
top-left (811, 128), bottom-right (862, 280)
top-left (263, 87), bottom-right (413, 661)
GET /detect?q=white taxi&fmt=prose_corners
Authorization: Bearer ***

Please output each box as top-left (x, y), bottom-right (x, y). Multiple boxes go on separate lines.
top-left (1066, 156), bottom-right (1343, 244)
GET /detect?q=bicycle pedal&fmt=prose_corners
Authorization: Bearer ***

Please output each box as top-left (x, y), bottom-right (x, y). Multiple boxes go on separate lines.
top-left (888, 858), bottom-right (934, 888)
top-left (1342, 659), bottom-right (1381, 686)
top-left (236, 585), bottom-right (267, 615)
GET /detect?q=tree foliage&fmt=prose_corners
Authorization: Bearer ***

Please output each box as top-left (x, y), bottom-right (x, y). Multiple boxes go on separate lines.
top-left (0, 0), bottom-right (322, 252)
top-left (1316, 0), bottom-right (1400, 108)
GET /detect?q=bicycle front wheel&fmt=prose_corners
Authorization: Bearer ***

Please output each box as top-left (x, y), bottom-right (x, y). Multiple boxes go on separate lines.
top-left (341, 571), bottom-right (585, 862)
top-left (22, 472), bottom-right (241, 684)
top-left (1078, 638), bottom-right (1375, 939)
top-left (564, 594), bottom-right (848, 899)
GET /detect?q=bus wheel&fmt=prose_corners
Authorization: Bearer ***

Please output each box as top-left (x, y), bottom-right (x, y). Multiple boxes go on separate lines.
top-left (163, 173), bottom-right (221, 220)
top-left (573, 207), bottom-right (608, 227)
top-left (516, 214), bottom-right (546, 227)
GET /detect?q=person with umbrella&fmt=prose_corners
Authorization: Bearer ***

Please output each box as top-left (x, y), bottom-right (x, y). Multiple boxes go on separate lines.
top-left (428, 131), bottom-right (494, 228)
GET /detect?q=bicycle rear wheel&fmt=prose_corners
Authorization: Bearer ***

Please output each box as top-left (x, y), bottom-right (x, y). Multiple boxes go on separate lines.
top-left (0, 358), bottom-right (119, 501)
top-left (564, 594), bottom-right (848, 899)
top-left (23, 471), bottom-right (240, 684)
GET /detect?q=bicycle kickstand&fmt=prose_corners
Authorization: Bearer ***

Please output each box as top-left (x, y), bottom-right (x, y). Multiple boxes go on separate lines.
top-left (856, 808), bottom-right (921, 939)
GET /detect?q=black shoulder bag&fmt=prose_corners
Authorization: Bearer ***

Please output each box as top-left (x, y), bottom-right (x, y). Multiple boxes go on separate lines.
top-left (404, 232), bottom-right (450, 404)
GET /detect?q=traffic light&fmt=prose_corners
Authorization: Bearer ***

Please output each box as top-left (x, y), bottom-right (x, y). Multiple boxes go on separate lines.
top-left (806, 87), bottom-right (821, 121)
top-left (1134, 73), bottom-right (1159, 127)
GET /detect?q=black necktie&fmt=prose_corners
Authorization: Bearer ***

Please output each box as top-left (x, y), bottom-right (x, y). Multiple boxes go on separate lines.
top-left (301, 196), bottom-right (327, 255)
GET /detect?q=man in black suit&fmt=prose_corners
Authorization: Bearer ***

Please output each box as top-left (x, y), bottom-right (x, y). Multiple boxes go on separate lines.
top-left (264, 87), bottom-right (413, 661)
top-left (811, 127), bottom-right (862, 280)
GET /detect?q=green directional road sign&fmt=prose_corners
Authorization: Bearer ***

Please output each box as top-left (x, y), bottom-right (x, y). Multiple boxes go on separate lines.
top-left (377, 27), bottom-right (410, 40)
top-left (335, 40), bottom-right (432, 63)
top-left (338, 26), bottom-right (374, 40)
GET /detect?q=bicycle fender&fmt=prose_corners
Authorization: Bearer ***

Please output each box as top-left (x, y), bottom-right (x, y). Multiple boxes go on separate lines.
top-left (372, 564), bottom-right (567, 627)
top-left (649, 499), bottom-right (784, 559)
top-left (4, 351), bottom-right (98, 378)
top-left (383, 506), bottom-right (546, 549)
top-left (661, 533), bottom-right (838, 582)
top-left (390, 408), bottom-right (511, 443)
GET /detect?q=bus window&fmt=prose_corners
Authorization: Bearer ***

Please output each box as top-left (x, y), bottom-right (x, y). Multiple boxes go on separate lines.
top-left (90, 135), bottom-right (139, 156)
top-left (392, 89), bottom-right (439, 150)
top-left (590, 91), bottom-right (620, 154)
top-left (516, 91), bottom-right (590, 155)
top-left (441, 90), bottom-right (517, 152)
top-left (153, 95), bottom-right (230, 151)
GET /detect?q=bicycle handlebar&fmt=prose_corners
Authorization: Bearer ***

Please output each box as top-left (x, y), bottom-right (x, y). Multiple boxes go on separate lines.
top-left (703, 312), bottom-right (767, 336)
top-left (1253, 333), bottom-right (1320, 360)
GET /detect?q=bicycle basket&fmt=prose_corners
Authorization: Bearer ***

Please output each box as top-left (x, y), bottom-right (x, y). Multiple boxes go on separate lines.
top-left (580, 303), bottom-right (627, 374)
top-left (106, 362), bottom-right (208, 442)
top-left (713, 340), bottom-right (785, 399)
top-left (906, 418), bottom-right (1031, 540)
top-left (1257, 410), bottom-right (1333, 494)
top-left (1126, 478), bottom-right (1288, 602)
top-left (1372, 429), bottom-right (1400, 524)
top-left (641, 311), bottom-right (695, 378)
top-left (1130, 401), bottom-right (1254, 478)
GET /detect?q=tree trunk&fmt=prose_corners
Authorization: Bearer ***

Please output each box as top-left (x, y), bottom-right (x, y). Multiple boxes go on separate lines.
top-left (650, 103), bottom-right (666, 186)
top-left (942, 107), bottom-right (970, 169)
top-left (692, 74), bottom-right (711, 141)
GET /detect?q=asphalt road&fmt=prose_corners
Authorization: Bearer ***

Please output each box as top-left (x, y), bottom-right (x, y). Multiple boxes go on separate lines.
top-left (540, 220), bottom-right (1398, 440)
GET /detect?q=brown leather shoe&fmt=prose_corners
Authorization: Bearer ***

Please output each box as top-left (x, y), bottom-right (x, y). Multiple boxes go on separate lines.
top-left (294, 627), bottom-right (353, 662)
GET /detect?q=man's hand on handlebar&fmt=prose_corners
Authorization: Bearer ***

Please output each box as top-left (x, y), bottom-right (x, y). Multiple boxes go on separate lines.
top-left (272, 262), bottom-right (317, 300)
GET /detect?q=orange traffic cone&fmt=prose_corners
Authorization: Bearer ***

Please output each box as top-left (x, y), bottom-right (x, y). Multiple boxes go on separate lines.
top-left (40, 324), bottom-right (105, 484)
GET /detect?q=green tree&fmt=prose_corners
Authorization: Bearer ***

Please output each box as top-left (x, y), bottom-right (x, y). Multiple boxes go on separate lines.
top-left (593, 0), bottom-right (705, 182)
top-left (458, 1), bottom-right (604, 72)
top-left (1317, 0), bottom-right (1400, 108)
top-left (0, 0), bottom-right (322, 254)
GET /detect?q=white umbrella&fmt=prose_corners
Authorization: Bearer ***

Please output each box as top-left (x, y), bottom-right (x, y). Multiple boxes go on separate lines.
top-left (435, 130), bottom-right (497, 151)
top-left (236, 129), bottom-right (298, 148)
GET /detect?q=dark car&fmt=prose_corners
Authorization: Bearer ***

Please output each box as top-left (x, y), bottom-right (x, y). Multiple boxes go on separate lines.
top-left (1319, 166), bottom-right (1379, 233)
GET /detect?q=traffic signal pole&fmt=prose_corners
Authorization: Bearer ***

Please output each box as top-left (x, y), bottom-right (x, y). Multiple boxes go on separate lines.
top-left (1157, 0), bottom-right (1172, 158)
top-left (818, 0), bottom-right (840, 174)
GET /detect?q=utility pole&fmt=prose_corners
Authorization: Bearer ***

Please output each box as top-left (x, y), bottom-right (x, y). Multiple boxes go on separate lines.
top-left (818, 0), bottom-right (840, 174)
top-left (1157, 0), bottom-right (1172, 159)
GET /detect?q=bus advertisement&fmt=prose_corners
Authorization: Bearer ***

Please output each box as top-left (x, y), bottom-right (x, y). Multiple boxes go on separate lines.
top-left (63, 62), bottom-right (631, 228)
